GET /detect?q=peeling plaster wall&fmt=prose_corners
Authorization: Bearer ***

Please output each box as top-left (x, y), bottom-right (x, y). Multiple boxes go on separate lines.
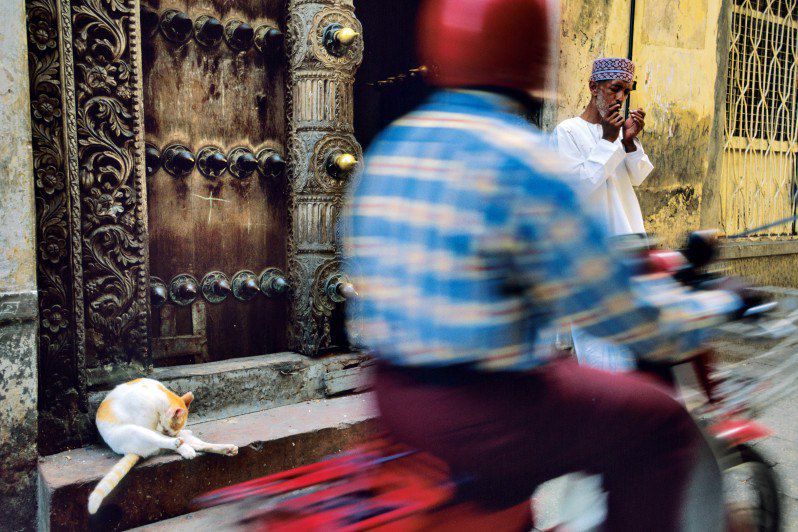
top-left (725, 255), bottom-right (798, 288)
top-left (0, 4), bottom-right (37, 293)
top-left (0, 1), bottom-right (39, 530)
top-left (632, 0), bottom-right (726, 248)
top-left (0, 295), bottom-right (38, 532)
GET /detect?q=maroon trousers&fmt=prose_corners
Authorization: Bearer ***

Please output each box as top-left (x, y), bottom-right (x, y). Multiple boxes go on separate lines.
top-left (374, 358), bottom-right (702, 531)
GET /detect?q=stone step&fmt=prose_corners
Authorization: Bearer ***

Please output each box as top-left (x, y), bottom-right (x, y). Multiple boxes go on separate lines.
top-left (38, 394), bottom-right (377, 531)
top-left (129, 504), bottom-right (244, 531)
top-left (87, 351), bottom-right (372, 426)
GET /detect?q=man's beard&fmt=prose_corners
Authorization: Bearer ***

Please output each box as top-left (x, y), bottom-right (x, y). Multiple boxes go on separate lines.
top-left (596, 91), bottom-right (611, 118)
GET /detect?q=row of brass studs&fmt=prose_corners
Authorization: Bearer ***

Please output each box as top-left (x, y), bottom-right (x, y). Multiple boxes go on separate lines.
top-left (369, 66), bottom-right (430, 90)
top-left (151, 270), bottom-right (357, 309)
top-left (150, 269), bottom-right (289, 307)
top-left (141, 7), bottom-right (284, 55)
top-left (145, 143), bottom-right (287, 181)
top-left (146, 143), bottom-right (359, 181)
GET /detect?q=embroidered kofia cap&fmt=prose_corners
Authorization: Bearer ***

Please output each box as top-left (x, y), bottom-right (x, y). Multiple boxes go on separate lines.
top-left (590, 57), bottom-right (635, 83)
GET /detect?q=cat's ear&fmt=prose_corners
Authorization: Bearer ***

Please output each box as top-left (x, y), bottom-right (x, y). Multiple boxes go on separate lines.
top-left (181, 392), bottom-right (194, 408)
top-left (171, 407), bottom-right (186, 420)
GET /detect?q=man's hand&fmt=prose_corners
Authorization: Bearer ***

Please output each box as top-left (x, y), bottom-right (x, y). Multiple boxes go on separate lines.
top-left (622, 108), bottom-right (646, 152)
top-left (601, 101), bottom-right (624, 143)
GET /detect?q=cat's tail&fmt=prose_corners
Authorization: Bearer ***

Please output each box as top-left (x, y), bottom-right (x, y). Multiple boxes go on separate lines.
top-left (88, 453), bottom-right (141, 514)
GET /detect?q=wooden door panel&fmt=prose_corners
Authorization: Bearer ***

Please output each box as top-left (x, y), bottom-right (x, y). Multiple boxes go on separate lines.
top-left (143, 0), bottom-right (288, 363)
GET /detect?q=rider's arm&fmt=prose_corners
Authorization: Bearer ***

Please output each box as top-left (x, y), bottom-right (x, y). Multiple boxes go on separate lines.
top-left (509, 173), bottom-right (740, 361)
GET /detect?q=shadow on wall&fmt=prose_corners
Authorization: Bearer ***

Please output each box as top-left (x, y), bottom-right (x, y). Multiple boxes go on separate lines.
top-left (353, 0), bottom-right (430, 151)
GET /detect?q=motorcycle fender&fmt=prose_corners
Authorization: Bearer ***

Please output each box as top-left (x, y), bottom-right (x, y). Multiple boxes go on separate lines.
top-left (708, 419), bottom-right (772, 445)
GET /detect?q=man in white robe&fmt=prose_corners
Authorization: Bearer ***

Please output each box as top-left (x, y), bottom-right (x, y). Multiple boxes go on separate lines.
top-left (554, 57), bottom-right (654, 236)
top-left (545, 58), bottom-right (656, 530)
top-left (553, 57), bottom-right (654, 372)
top-left (545, 60), bottom-right (724, 532)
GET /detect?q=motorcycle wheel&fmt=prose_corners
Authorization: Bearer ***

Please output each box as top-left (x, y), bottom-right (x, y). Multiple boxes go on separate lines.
top-left (722, 444), bottom-right (781, 532)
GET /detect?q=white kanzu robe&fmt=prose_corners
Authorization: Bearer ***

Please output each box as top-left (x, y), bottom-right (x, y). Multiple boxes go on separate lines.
top-left (553, 116), bottom-right (654, 235)
top-left (552, 116), bottom-right (655, 372)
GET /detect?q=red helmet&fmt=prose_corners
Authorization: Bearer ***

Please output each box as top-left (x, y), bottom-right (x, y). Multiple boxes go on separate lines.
top-left (417, 0), bottom-right (552, 94)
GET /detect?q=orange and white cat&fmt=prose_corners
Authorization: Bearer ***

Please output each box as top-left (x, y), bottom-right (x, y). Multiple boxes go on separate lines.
top-left (88, 378), bottom-right (238, 514)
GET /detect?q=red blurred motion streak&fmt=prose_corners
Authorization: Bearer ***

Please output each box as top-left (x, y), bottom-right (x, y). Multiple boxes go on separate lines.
top-left (193, 438), bottom-right (534, 531)
top-left (708, 419), bottom-right (773, 446)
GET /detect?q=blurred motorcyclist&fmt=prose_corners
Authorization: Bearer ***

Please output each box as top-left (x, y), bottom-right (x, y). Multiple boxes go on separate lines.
top-left (344, 1), bottom-right (742, 529)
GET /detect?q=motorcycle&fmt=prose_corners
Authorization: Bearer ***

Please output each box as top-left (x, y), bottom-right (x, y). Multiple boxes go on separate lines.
top-left (193, 232), bottom-right (797, 531)
top-left (544, 232), bottom-right (794, 532)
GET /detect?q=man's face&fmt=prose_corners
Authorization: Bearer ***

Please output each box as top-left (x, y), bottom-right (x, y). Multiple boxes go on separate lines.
top-left (591, 79), bottom-right (633, 117)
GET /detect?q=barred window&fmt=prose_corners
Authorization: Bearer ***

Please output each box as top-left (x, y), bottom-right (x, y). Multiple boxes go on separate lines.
top-left (733, 0), bottom-right (798, 18)
top-left (721, 0), bottom-right (798, 236)
top-left (727, 1), bottom-right (798, 141)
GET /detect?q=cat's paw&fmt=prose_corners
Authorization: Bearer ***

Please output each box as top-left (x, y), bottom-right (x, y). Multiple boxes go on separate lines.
top-left (177, 443), bottom-right (197, 460)
top-left (169, 437), bottom-right (183, 450)
top-left (220, 444), bottom-right (238, 456)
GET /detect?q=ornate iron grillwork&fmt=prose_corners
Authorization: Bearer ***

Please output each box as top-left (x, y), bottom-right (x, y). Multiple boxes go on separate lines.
top-left (721, 0), bottom-right (798, 236)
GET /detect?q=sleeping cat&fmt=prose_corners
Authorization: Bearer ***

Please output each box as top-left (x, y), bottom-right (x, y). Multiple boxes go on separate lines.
top-left (88, 378), bottom-right (238, 514)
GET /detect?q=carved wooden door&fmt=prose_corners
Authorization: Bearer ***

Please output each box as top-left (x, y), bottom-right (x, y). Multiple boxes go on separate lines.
top-left (141, 0), bottom-right (362, 364)
top-left (141, 1), bottom-right (288, 365)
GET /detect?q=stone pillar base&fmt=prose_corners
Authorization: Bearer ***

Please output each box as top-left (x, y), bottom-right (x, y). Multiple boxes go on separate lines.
top-left (0, 291), bottom-right (38, 532)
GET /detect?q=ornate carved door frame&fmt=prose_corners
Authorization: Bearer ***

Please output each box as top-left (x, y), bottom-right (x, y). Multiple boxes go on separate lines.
top-left (26, 0), bottom-right (150, 451)
top-left (25, 0), bottom-right (362, 451)
top-left (286, 0), bottom-right (363, 355)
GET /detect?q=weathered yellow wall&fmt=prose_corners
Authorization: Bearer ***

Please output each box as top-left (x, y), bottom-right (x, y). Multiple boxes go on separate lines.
top-left (546, 0), bottom-right (727, 249)
top-left (633, 0), bottom-right (725, 248)
top-left (542, 0), bottom-right (631, 129)
top-left (547, 0), bottom-right (798, 286)
top-left (725, 254), bottom-right (798, 288)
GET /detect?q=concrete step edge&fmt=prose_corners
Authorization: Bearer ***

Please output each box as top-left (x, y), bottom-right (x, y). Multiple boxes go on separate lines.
top-left (129, 501), bottom-right (245, 531)
top-left (87, 352), bottom-right (372, 427)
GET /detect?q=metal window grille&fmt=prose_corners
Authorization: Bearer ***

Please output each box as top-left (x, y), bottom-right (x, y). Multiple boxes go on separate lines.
top-left (721, 0), bottom-right (798, 236)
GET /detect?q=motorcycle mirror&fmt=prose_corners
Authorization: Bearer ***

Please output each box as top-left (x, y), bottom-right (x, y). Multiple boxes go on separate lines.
top-left (683, 230), bottom-right (719, 269)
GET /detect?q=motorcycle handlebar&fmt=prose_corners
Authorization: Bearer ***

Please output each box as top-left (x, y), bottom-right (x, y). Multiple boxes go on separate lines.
top-left (742, 301), bottom-right (779, 318)
top-left (614, 230), bottom-right (774, 320)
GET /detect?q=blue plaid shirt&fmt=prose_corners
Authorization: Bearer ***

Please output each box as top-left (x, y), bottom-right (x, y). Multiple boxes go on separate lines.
top-left (344, 90), bottom-right (739, 371)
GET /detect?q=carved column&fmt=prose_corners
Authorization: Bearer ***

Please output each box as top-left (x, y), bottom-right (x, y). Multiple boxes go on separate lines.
top-left (286, 0), bottom-right (363, 355)
top-left (71, 0), bottom-right (150, 385)
top-left (26, 0), bottom-right (149, 451)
